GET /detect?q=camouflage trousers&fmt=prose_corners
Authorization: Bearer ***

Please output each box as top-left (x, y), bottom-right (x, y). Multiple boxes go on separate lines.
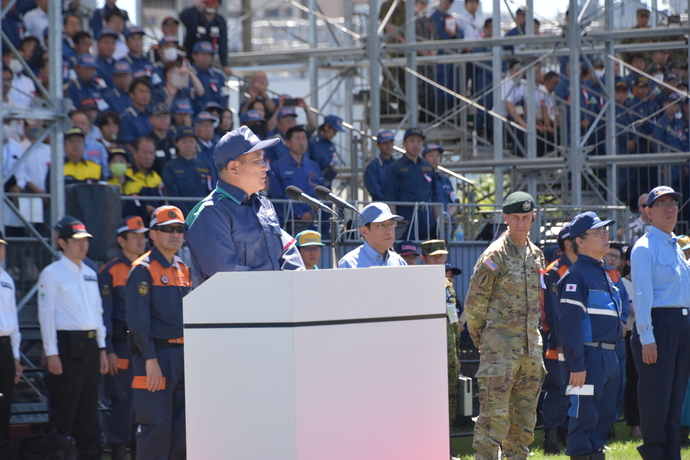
top-left (447, 322), bottom-right (459, 424)
top-left (473, 351), bottom-right (544, 460)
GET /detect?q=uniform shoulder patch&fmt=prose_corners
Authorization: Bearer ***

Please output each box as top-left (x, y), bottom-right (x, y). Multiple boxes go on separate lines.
top-left (565, 284), bottom-right (577, 292)
top-left (100, 285), bottom-right (111, 296)
top-left (483, 257), bottom-right (499, 271)
top-left (138, 281), bottom-right (150, 296)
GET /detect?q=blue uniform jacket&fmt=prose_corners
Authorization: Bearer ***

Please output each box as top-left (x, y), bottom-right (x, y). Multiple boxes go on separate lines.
top-left (196, 139), bottom-right (218, 184)
top-left (364, 154), bottom-right (395, 201)
top-left (652, 112), bottom-right (689, 153)
top-left (616, 104), bottom-right (637, 155)
top-left (543, 256), bottom-right (573, 350)
top-left (265, 131), bottom-right (290, 164)
top-left (90, 4), bottom-right (129, 40)
top-left (431, 172), bottom-right (458, 205)
top-left (124, 54), bottom-right (156, 83)
top-left (269, 154), bottom-right (324, 225)
top-left (119, 106), bottom-right (152, 145)
top-left (307, 134), bottom-right (335, 170)
top-left (180, 7), bottom-right (229, 67)
top-left (558, 254), bottom-right (623, 373)
top-left (103, 88), bottom-right (132, 115)
top-left (125, 246), bottom-right (191, 361)
top-left (96, 55), bottom-right (116, 88)
top-left (627, 96), bottom-right (658, 137)
top-left (2, 11), bottom-right (24, 48)
top-left (383, 154), bottom-right (434, 223)
top-left (64, 78), bottom-right (107, 110)
top-left (184, 180), bottom-right (305, 282)
top-left (98, 255), bottom-right (132, 354)
top-left (162, 156), bottom-right (213, 216)
top-left (192, 65), bottom-right (228, 113)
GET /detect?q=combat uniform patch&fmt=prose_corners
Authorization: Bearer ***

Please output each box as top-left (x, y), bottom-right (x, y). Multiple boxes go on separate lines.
top-left (138, 281), bottom-right (150, 296)
top-left (483, 258), bottom-right (499, 271)
top-left (551, 283), bottom-right (557, 293)
top-left (101, 285), bottom-right (111, 296)
top-left (478, 273), bottom-right (491, 287)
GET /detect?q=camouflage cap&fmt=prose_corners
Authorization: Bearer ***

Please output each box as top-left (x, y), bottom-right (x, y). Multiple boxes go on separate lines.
top-left (421, 239), bottom-right (448, 256)
top-left (503, 191), bottom-right (535, 214)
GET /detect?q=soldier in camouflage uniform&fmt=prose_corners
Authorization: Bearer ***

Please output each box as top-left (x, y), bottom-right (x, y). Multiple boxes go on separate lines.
top-left (464, 191), bottom-right (545, 460)
top-left (421, 239), bottom-right (462, 425)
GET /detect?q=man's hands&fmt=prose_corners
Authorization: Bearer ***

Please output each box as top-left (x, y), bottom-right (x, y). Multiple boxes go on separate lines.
top-left (14, 359), bottom-right (22, 384)
top-left (146, 358), bottom-right (164, 392)
top-left (569, 370), bottom-right (587, 388)
top-left (100, 350), bottom-right (109, 374)
top-left (47, 355), bottom-right (62, 375)
top-left (107, 352), bottom-right (119, 376)
top-left (641, 342), bottom-right (657, 365)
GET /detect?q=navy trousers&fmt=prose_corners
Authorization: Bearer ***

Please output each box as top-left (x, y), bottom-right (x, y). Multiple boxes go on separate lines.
top-left (104, 341), bottom-right (134, 445)
top-left (565, 346), bottom-right (619, 457)
top-left (632, 309), bottom-right (690, 460)
top-left (132, 346), bottom-right (186, 460)
top-left (541, 356), bottom-right (570, 430)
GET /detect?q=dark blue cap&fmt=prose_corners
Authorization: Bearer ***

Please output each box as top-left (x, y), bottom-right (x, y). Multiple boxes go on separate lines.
top-left (277, 107), bottom-right (298, 119)
top-left (76, 54), bottom-right (98, 68)
top-left (647, 185), bottom-right (682, 208)
top-left (240, 110), bottom-right (265, 123)
top-left (665, 71), bottom-right (679, 82)
top-left (173, 126), bottom-right (196, 140)
top-left (124, 26), bottom-right (145, 38)
top-left (172, 99), bottom-right (194, 114)
top-left (149, 103), bottom-right (170, 115)
top-left (445, 262), bottom-right (462, 276)
top-left (159, 34), bottom-right (179, 46)
top-left (403, 127), bottom-right (425, 140)
top-left (324, 115), bottom-right (344, 132)
top-left (97, 27), bottom-right (119, 40)
top-left (194, 111), bottom-right (218, 125)
top-left (42, 26), bottom-right (49, 37)
top-left (203, 101), bottom-right (224, 112)
top-left (422, 143), bottom-right (444, 156)
top-left (568, 211), bottom-right (615, 240)
top-left (377, 130), bottom-right (395, 143)
top-left (395, 240), bottom-right (419, 256)
top-left (193, 41), bottom-right (215, 54)
top-left (516, 8), bottom-right (525, 14)
top-left (667, 92), bottom-right (682, 102)
top-left (113, 60), bottom-right (132, 74)
top-left (213, 126), bottom-right (280, 166)
top-left (542, 245), bottom-right (563, 262)
top-left (557, 223), bottom-right (571, 241)
top-left (54, 215), bottom-right (80, 229)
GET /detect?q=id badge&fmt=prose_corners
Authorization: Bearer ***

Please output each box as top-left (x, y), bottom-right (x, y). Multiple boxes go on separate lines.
top-left (447, 302), bottom-right (459, 324)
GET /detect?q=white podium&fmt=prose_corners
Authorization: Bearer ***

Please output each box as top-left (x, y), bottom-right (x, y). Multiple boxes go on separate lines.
top-left (183, 265), bottom-right (450, 460)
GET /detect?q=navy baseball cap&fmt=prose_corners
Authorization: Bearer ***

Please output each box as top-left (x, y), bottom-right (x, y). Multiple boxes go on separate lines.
top-left (634, 76), bottom-right (650, 87)
top-left (568, 211), bottom-right (615, 240)
top-left (193, 41), bottom-right (215, 54)
top-left (395, 240), bottom-right (419, 256)
top-left (124, 26), bottom-right (145, 38)
top-left (445, 262), bottom-right (462, 276)
top-left (324, 115), bottom-right (344, 132)
top-left (667, 92), bottom-right (683, 103)
top-left (665, 71), bottom-right (679, 82)
top-left (54, 215), bottom-right (80, 229)
top-left (76, 54), bottom-right (98, 68)
top-left (647, 185), bottom-right (682, 207)
top-left (194, 111), bottom-right (218, 125)
top-left (403, 127), bottom-right (425, 141)
top-left (172, 99), bottom-right (194, 114)
top-left (113, 60), bottom-right (132, 74)
top-left (214, 126), bottom-right (280, 166)
top-left (240, 110), bottom-right (265, 123)
top-left (377, 130), bottom-right (395, 143)
top-left (78, 98), bottom-right (98, 111)
top-left (162, 16), bottom-right (179, 26)
top-left (58, 220), bottom-right (93, 240)
top-left (159, 35), bottom-right (179, 46)
top-left (277, 107), bottom-right (298, 119)
top-left (149, 103), bottom-right (170, 116)
top-left (358, 202), bottom-right (403, 227)
top-left (542, 244), bottom-right (563, 261)
top-left (422, 143), bottom-right (444, 156)
top-left (64, 127), bottom-right (85, 138)
top-left (97, 27), bottom-right (119, 40)
top-left (204, 101), bottom-right (224, 113)
top-left (557, 223), bottom-right (571, 241)
top-left (173, 126), bottom-right (196, 141)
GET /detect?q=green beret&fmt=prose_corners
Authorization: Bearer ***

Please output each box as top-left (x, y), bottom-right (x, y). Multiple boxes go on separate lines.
top-left (503, 191), bottom-right (535, 214)
top-left (421, 239), bottom-right (448, 256)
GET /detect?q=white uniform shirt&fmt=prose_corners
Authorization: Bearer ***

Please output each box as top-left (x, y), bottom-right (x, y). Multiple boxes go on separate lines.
top-left (456, 10), bottom-right (483, 41)
top-left (4, 138), bottom-right (27, 189)
top-left (535, 83), bottom-right (556, 122)
top-left (8, 73), bottom-right (36, 109)
top-left (499, 76), bottom-right (526, 117)
top-left (20, 139), bottom-right (50, 191)
top-left (23, 7), bottom-right (49, 47)
top-left (0, 267), bottom-right (20, 359)
top-left (38, 255), bottom-right (106, 356)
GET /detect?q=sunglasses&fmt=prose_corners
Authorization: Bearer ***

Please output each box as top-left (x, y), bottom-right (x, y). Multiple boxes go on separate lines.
top-left (154, 225), bottom-right (184, 233)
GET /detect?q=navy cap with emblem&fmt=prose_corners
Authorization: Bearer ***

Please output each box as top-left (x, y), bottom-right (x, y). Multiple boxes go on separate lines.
top-left (403, 127), bottom-right (425, 141)
top-left (194, 111), bottom-right (219, 126)
top-left (97, 27), bottom-right (119, 41)
top-left (214, 126), bottom-right (280, 166)
top-left (557, 223), bottom-right (571, 242)
top-left (422, 143), bottom-right (444, 157)
top-left (394, 240), bottom-right (419, 256)
top-left (240, 110), bottom-right (266, 124)
top-left (324, 115), bottom-right (345, 132)
top-left (502, 191), bottom-right (535, 214)
top-left (159, 34), bottom-right (179, 46)
top-left (193, 41), bottom-right (215, 54)
top-left (113, 60), bottom-right (132, 74)
top-left (124, 26), bottom-right (145, 38)
top-left (376, 130), bottom-right (395, 143)
top-left (277, 107), bottom-right (298, 120)
top-left (568, 211), bottom-right (615, 240)
top-left (173, 126), bottom-right (196, 141)
top-left (647, 185), bottom-right (682, 208)
top-left (149, 103), bottom-right (170, 116)
top-left (445, 262), bottom-right (462, 276)
top-left (64, 127), bottom-right (85, 139)
top-left (172, 99), bottom-right (194, 114)
top-left (76, 54), bottom-right (98, 68)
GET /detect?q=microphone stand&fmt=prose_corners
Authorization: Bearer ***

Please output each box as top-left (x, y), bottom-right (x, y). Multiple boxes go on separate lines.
top-left (330, 204), bottom-right (344, 269)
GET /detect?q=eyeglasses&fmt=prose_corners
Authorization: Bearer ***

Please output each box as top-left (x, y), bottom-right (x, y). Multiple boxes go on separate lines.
top-left (371, 222), bottom-right (397, 230)
top-left (652, 201), bottom-right (679, 208)
top-left (154, 225), bottom-right (184, 233)
top-left (584, 228), bottom-right (609, 237)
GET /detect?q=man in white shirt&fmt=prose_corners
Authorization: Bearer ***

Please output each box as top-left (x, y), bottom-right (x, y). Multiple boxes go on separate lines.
top-left (456, 0), bottom-right (483, 40)
top-left (534, 70), bottom-right (560, 156)
top-left (38, 220), bottom-right (108, 460)
top-left (0, 232), bottom-right (22, 453)
top-left (23, 0), bottom-right (49, 47)
top-left (629, 192), bottom-right (651, 245)
top-left (500, 59), bottom-right (527, 155)
top-left (3, 54), bottom-right (36, 109)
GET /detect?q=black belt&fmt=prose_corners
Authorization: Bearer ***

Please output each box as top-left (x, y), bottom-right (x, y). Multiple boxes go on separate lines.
top-left (652, 307), bottom-right (690, 316)
top-left (57, 330), bottom-right (97, 339)
top-left (153, 338), bottom-right (184, 349)
top-left (584, 341), bottom-right (616, 350)
top-left (0, 336), bottom-right (10, 345)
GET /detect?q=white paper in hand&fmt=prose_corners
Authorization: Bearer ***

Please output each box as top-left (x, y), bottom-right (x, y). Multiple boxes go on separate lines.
top-left (566, 384), bottom-right (594, 396)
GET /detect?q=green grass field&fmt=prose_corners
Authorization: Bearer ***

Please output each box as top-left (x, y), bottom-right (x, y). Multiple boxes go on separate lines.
top-left (451, 422), bottom-right (690, 459)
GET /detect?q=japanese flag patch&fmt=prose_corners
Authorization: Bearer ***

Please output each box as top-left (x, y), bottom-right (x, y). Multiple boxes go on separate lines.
top-left (566, 284), bottom-right (577, 292)
top-left (483, 258), bottom-right (498, 271)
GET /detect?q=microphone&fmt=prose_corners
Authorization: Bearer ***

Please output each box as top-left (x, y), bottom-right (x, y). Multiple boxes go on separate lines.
top-left (314, 186), bottom-right (360, 214)
top-left (285, 186), bottom-right (337, 216)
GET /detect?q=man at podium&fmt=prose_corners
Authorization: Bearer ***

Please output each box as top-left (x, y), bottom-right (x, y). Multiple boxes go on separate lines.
top-left (185, 127), bottom-right (305, 282)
